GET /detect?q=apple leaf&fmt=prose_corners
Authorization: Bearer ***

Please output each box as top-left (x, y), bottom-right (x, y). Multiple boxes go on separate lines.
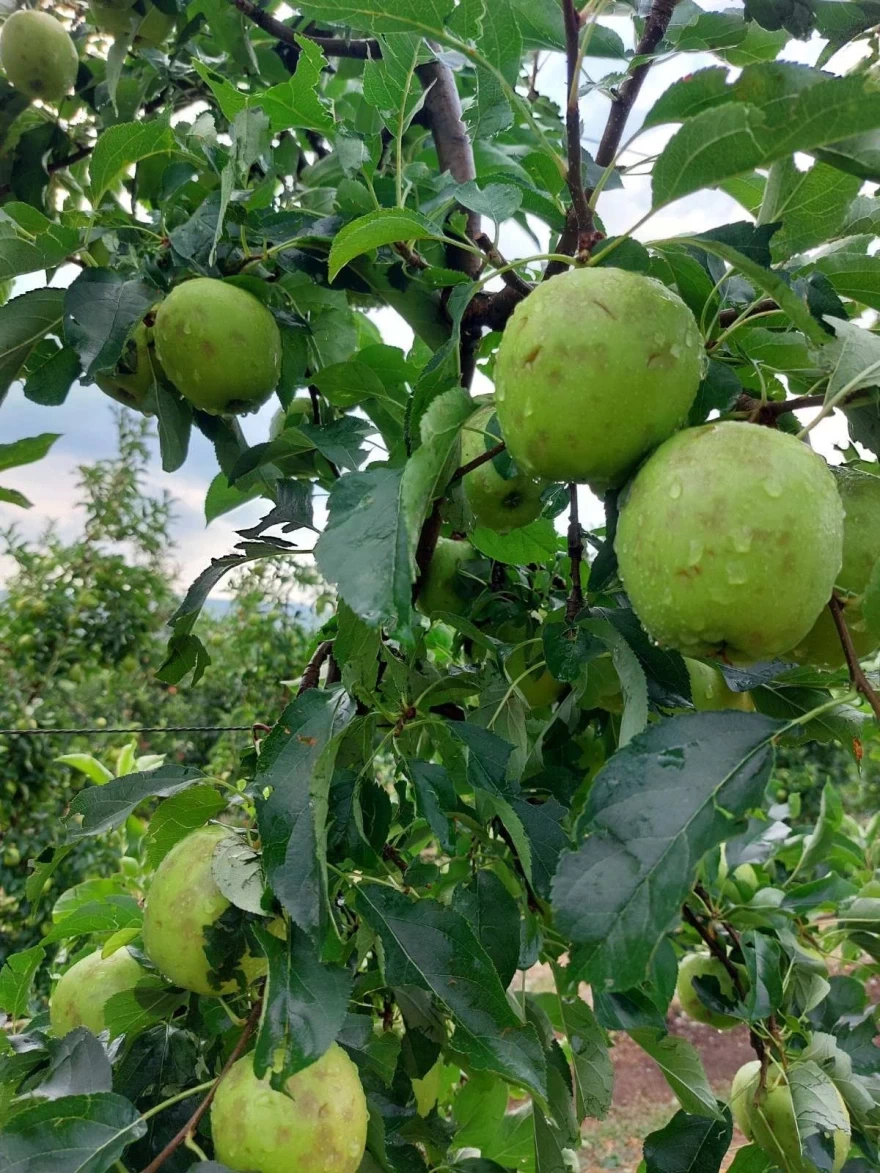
top-left (0, 1093), bottom-right (146, 1170)
top-left (643, 1106), bottom-right (732, 1173)
top-left (328, 208), bottom-right (445, 282)
top-left (629, 1029), bottom-right (722, 1120)
top-left (28, 1029), bottom-right (112, 1100)
top-left (0, 287), bottom-right (65, 406)
top-left (67, 766), bottom-right (208, 840)
top-left (0, 945), bottom-right (45, 1021)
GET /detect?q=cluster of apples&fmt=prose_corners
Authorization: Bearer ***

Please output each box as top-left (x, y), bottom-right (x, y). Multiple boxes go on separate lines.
top-left (0, 3), bottom-right (173, 104)
top-left (424, 267), bottom-right (880, 683)
top-left (49, 825), bottom-right (368, 1173)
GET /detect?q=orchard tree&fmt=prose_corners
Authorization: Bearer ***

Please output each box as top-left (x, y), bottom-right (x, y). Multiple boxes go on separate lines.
top-left (6, 0), bottom-right (880, 1172)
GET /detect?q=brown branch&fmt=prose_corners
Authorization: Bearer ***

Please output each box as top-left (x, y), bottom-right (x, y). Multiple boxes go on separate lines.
top-left (562, 0), bottom-right (595, 255)
top-left (231, 0), bottom-right (379, 55)
top-left (594, 0), bottom-right (677, 170)
top-left (681, 903), bottom-right (745, 1000)
top-left (475, 232), bottom-right (533, 298)
top-left (450, 441), bottom-right (505, 484)
top-left (829, 593), bottom-right (880, 721)
top-left (412, 501), bottom-right (443, 604)
top-left (566, 483), bottom-right (584, 621)
top-left (139, 999), bottom-right (262, 1173)
top-left (715, 298), bottom-right (778, 329)
top-left (297, 639), bottom-right (334, 695)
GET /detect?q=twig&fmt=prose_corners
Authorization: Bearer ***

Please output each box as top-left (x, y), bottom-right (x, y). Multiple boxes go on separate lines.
top-left (475, 233), bottom-right (533, 298)
top-left (297, 640), bottom-right (334, 695)
top-left (139, 1000), bottom-right (262, 1173)
top-left (829, 594), bottom-right (880, 721)
top-left (736, 392), bottom-right (826, 424)
top-left (230, 0), bottom-right (379, 55)
top-left (562, 0), bottom-right (595, 255)
top-left (566, 483), bottom-right (584, 621)
top-left (412, 501), bottom-right (443, 604)
top-left (681, 903), bottom-right (745, 999)
top-left (716, 298), bottom-right (778, 329)
top-left (449, 441), bottom-right (505, 484)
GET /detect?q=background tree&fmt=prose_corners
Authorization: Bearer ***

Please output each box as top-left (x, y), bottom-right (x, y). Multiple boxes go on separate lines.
top-left (4, 1), bottom-right (880, 1172)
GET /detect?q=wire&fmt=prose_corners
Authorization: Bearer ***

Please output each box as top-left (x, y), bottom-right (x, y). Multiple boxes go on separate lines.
top-left (0, 724), bottom-right (256, 737)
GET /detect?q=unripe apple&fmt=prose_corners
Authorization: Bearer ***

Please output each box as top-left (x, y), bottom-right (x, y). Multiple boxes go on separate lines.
top-left (494, 267), bottom-right (703, 490)
top-left (88, 1), bottom-right (174, 45)
top-left (686, 658), bottom-right (755, 712)
top-left (415, 537), bottom-right (478, 619)
top-left (211, 1044), bottom-right (368, 1173)
top-left (616, 422), bottom-right (843, 662)
top-left (460, 404), bottom-right (547, 532)
top-left (0, 11), bottom-right (78, 102)
top-left (730, 1060), bottom-right (849, 1171)
top-left (96, 322), bottom-right (162, 410)
top-left (154, 278), bottom-right (281, 415)
top-left (676, 952), bottom-right (742, 1029)
top-left (505, 641), bottom-right (564, 708)
top-left (50, 946), bottom-right (145, 1037)
top-left (791, 468), bottom-right (880, 669)
top-left (578, 654), bottom-right (623, 713)
top-left (722, 862), bottom-right (759, 903)
top-left (142, 824), bottom-right (265, 996)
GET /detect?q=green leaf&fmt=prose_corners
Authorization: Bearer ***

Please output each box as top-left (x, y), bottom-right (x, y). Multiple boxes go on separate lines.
top-left (315, 466), bottom-right (411, 629)
top-left (63, 269), bottom-right (158, 379)
top-left (0, 287), bottom-right (65, 406)
top-left (643, 66), bottom-right (731, 129)
top-left (470, 519), bottom-right (560, 566)
top-left (814, 316), bottom-right (880, 401)
top-left (252, 924), bottom-right (352, 1084)
top-left (328, 209), bottom-right (445, 282)
top-left (455, 180), bottom-right (522, 224)
top-left (0, 946), bottom-right (44, 1020)
top-left (553, 712), bottom-right (780, 991)
top-left (356, 884), bottom-right (548, 1100)
top-left (582, 618), bottom-right (649, 748)
top-left (863, 557), bottom-right (880, 639)
top-left (334, 599), bottom-right (381, 702)
top-left (0, 484), bottom-right (29, 507)
top-left (204, 471), bottom-right (263, 523)
top-left (534, 991), bottom-right (613, 1122)
top-left (212, 835), bottom-right (267, 915)
top-left (41, 896), bottom-right (142, 944)
top-left (0, 213), bottom-right (78, 281)
top-left (90, 119), bottom-right (177, 202)
top-left (154, 383), bottom-right (192, 474)
top-left (643, 1106), bottom-right (733, 1173)
top-left (256, 689), bottom-right (354, 934)
top-left (23, 342), bottom-right (80, 406)
top-left (813, 250), bottom-right (880, 311)
top-left (363, 33), bottom-right (428, 127)
top-left (66, 765), bottom-right (206, 840)
top-left (102, 978), bottom-right (187, 1040)
top-left (629, 1029), bottom-right (722, 1119)
top-left (765, 160), bottom-right (861, 261)
top-left (299, 416), bottom-right (372, 471)
top-left (0, 1093), bottom-right (146, 1170)
top-left (452, 869), bottom-right (520, 989)
top-left (144, 785), bottom-right (226, 868)
top-left (0, 432), bottom-right (59, 474)
top-left (30, 1029), bottom-right (112, 1099)
top-left (258, 35), bottom-right (334, 133)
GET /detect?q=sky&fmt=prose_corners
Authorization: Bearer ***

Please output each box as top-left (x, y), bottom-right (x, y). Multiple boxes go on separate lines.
top-left (0, 7), bottom-right (858, 596)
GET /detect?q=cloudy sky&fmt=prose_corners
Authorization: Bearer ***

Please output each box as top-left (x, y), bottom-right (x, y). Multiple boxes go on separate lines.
top-left (0, 9), bottom-right (856, 595)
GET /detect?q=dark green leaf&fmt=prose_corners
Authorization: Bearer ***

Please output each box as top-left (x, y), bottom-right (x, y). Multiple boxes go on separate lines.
top-left (63, 269), bottom-right (158, 379)
top-left (67, 766), bottom-right (207, 840)
top-left (643, 1106), bottom-right (732, 1173)
top-left (0, 1093), bottom-right (146, 1172)
top-left (29, 1029), bottom-right (112, 1099)
top-left (452, 869), bottom-right (520, 988)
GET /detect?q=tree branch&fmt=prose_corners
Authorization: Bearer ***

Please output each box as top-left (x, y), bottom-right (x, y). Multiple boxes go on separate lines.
top-left (231, 0), bottom-right (378, 55)
top-left (139, 1000), bottom-right (262, 1173)
top-left (475, 232), bottom-right (533, 296)
top-left (828, 593), bottom-right (880, 721)
top-left (297, 639), bottom-right (334, 695)
top-left (566, 483), bottom-right (584, 621)
top-left (715, 298), bottom-right (778, 329)
top-left (450, 440), bottom-right (506, 484)
top-left (562, 0), bottom-right (595, 255)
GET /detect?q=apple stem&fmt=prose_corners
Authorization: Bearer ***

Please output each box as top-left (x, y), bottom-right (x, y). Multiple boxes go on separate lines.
top-left (297, 639), bottom-right (335, 696)
top-left (450, 441), bottom-right (506, 484)
top-left (566, 483), bottom-right (585, 621)
top-left (828, 593), bottom-right (880, 722)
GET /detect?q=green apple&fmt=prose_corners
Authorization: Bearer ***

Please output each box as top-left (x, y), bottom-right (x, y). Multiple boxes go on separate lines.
top-left (505, 641), bottom-right (564, 708)
top-left (616, 422), bottom-right (843, 662)
top-left (494, 267), bottom-right (704, 490)
top-left (460, 404), bottom-right (547, 532)
top-left (416, 537), bottom-right (477, 620)
top-left (0, 11), bottom-right (78, 101)
top-left (791, 468), bottom-right (880, 669)
top-left (676, 952), bottom-right (742, 1029)
top-left (211, 1044), bottom-right (369, 1173)
top-left (722, 862), bottom-right (759, 903)
top-left (88, 1), bottom-right (174, 45)
top-left (578, 654), bottom-right (623, 713)
top-left (154, 278), bottom-right (281, 415)
top-left (730, 1060), bottom-right (849, 1172)
top-left (142, 824), bottom-right (265, 996)
top-left (686, 659), bottom-right (755, 712)
top-left (96, 322), bottom-right (162, 410)
top-left (50, 946), bottom-right (144, 1037)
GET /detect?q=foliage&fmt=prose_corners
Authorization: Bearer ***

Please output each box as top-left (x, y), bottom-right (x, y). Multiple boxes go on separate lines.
top-left (4, 0), bottom-right (880, 1171)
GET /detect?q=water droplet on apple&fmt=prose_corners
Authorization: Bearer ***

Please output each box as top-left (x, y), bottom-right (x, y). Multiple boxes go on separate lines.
top-left (688, 540), bottom-right (702, 565)
top-left (668, 481), bottom-right (682, 499)
top-left (727, 562), bottom-right (748, 585)
top-left (763, 477), bottom-right (783, 498)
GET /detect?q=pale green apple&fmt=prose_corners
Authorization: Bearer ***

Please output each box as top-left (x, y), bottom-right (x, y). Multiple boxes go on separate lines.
top-left (88, 1), bottom-right (174, 45)
top-left (154, 278), bottom-right (281, 414)
top-left (505, 641), bottom-right (564, 708)
top-left (50, 946), bottom-right (145, 1037)
top-left (578, 654), bottom-right (623, 713)
top-left (96, 322), bottom-right (162, 410)
top-left (461, 404), bottom-right (547, 532)
top-left (142, 824), bottom-right (265, 996)
top-left (676, 952), bottom-right (742, 1029)
top-left (1, 11), bottom-right (78, 101)
top-left (416, 537), bottom-right (477, 619)
top-left (616, 422), bottom-right (843, 662)
top-left (686, 658), bottom-right (755, 711)
top-left (494, 267), bottom-right (704, 490)
top-left (211, 1044), bottom-right (368, 1173)
top-left (791, 468), bottom-right (880, 669)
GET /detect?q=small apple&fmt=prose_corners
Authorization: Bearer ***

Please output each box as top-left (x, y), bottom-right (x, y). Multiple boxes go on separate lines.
top-left (96, 322), bottom-right (162, 410)
top-left (730, 1060), bottom-right (849, 1172)
top-left (416, 537), bottom-right (478, 620)
top-left (791, 468), bottom-right (880, 668)
top-left (505, 641), bottom-right (564, 708)
top-left (154, 278), bottom-right (281, 415)
top-left (460, 403), bottom-right (547, 533)
top-left (686, 658), bottom-right (755, 712)
top-left (616, 422), bottom-right (843, 662)
top-left (211, 1044), bottom-right (368, 1173)
top-left (142, 824), bottom-right (266, 996)
top-left (88, 1), bottom-right (174, 46)
top-left (50, 946), bottom-right (145, 1037)
top-left (494, 267), bottom-right (704, 490)
top-left (676, 952), bottom-right (742, 1029)
top-left (0, 11), bottom-right (78, 102)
